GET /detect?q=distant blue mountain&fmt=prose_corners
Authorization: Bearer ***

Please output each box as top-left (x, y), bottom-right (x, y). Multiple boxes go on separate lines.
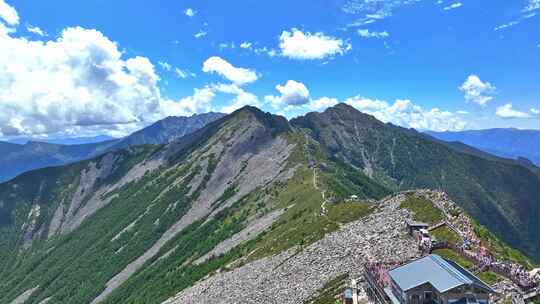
top-left (426, 128), bottom-right (540, 166)
top-left (7, 135), bottom-right (117, 145)
top-left (0, 112), bottom-right (225, 182)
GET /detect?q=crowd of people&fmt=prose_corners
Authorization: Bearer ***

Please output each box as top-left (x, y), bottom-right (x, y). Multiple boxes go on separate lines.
top-left (365, 191), bottom-right (540, 300)
top-left (433, 198), bottom-right (540, 292)
top-left (490, 262), bottom-right (540, 290)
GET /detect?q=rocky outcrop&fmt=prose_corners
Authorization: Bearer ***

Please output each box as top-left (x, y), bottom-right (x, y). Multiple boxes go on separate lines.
top-left (47, 153), bottom-right (164, 238)
top-left (10, 286), bottom-right (39, 304)
top-left (164, 193), bottom-right (420, 304)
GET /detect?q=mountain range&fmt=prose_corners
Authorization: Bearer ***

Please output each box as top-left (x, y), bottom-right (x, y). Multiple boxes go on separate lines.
top-left (0, 105), bottom-right (538, 304)
top-left (427, 128), bottom-right (540, 166)
top-left (0, 113), bottom-right (225, 182)
top-left (6, 136), bottom-right (117, 146)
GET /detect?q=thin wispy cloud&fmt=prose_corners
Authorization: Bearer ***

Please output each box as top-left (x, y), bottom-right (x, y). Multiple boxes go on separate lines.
top-left (175, 68), bottom-right (195, 79)
top-left (494, 20), bottom-right (520, 31)
top-left (523, 0), bottom-right (540, 12)
top-left (158, 61), bottom-right (172, 71)
top-left (495, 0), bottom-right (539, 31)
top-left (240, 42), bottom-right (252, 49)
top-left (26, 24), bottom-right (46, 36)
top-left (443, 2), bottom-right (462, 10)
top-left (357, 29), bottom-right (389, 39)
top-left (343, 0), bottom-right (422, 27)
top-left (194, 30), bottom-right (207, 38)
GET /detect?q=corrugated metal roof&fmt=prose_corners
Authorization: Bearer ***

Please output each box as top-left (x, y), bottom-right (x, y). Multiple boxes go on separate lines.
top-left (388, 254), bottom-right (495, 293)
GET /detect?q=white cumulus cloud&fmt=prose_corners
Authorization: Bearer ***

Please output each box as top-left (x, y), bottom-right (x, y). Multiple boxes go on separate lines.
top-left (0, 16), bottom-right (214, 138)
top-left (212, 83), bottom-right (260, 113)
top-left (308, 97), bottom-right (339, 111)
top-left (345, 97), bottom-right (467, 131)
top-left (265, 80), bottom-right (310, 107)
top-left (459, 75), bottom-right (496, 106)
top-left (495, 104), bottom-right (538, 119)
top-left (279, 28), bottom-right (351, 60)
top-left (0, 26), bottom-right (178, 136)
top-left (202, 56), bottom-right (258, 85)
top-left (265, 81), bottom-right (339, 113)
top-left (164, 87), bottom-right (215, 117)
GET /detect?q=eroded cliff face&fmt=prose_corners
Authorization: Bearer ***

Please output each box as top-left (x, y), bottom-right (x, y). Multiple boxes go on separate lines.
top-left (0, 106), bottom-right (300, 304)
top-left (91, 108), bottom-right (297, 303)
top-left (0, 145), bottom-right (162, 251)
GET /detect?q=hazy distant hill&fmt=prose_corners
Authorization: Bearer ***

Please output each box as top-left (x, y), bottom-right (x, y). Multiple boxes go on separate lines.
top-left (427, 128), bottom-right (540, 166)
top-left (7, 135), bottom-right (117, 146)
top-left (111, 112), bottom-right (226, 148)
top-left (0, 113), bottom-right (225, 182)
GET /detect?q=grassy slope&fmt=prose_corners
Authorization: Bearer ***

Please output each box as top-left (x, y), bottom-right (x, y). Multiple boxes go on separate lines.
top-left (399, 194), bottom-right (444, 225)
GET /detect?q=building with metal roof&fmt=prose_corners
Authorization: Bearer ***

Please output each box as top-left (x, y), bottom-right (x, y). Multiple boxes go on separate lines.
top-left (384, 254), bottom-right (495, 304)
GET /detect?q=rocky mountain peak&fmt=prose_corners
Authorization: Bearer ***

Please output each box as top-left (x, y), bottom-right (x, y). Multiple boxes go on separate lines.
top-left (230, 106), bottom-right (291, 135)
top-left (324, 103), bottom-right (384, 127)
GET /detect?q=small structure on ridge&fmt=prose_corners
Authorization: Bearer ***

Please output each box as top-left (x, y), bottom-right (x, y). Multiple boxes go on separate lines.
top-left (365, 254), bottom-right (496, 304)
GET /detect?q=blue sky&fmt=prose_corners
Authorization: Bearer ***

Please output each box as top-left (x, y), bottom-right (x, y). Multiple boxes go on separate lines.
top-left (0, 0), bottom-right (539, 139)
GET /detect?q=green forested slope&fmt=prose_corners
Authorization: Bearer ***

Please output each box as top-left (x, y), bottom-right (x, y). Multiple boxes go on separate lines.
top-left (292, 103), bottom-right (540, 259)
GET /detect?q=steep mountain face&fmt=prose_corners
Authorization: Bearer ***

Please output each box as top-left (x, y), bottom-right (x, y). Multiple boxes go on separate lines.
top-left (292, 103), bottom-right (540, 259)
top-left (0, 107), bottom-right (315, 303)
top-left (0, 105), bottom-right (538, 304)
top-left (427, 128), bottom-right (540, 166)
top-left (0, 113), bottom-right (225, 182)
